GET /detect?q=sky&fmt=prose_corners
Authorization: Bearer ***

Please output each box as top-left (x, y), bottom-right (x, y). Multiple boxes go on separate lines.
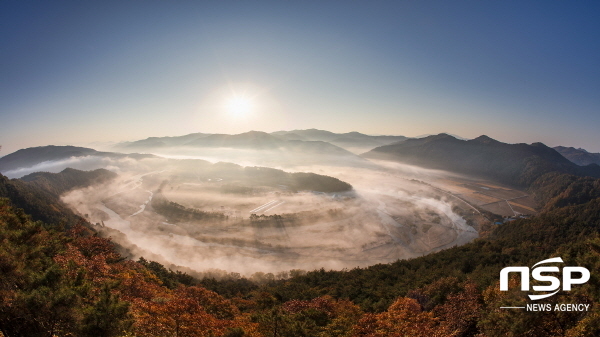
top-left (1, 1), bottom-right (600, 155)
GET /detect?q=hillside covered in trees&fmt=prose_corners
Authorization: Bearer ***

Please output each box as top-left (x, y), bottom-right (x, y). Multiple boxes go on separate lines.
top-left (363, 134), bottom-right (600, 187)
top-left (554, 146), bottom-right (600, 166)
top-left (0, 168), bottom-right (116, 226)
top-left (2, 158), bottom-right (600, 335)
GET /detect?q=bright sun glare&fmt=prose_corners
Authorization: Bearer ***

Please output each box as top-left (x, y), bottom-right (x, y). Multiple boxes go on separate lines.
top-left (226, 96), bottom-right (253, 117)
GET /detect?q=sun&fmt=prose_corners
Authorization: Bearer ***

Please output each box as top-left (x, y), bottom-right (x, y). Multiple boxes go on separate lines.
top-left (226, 96), bottom-right (253, 117)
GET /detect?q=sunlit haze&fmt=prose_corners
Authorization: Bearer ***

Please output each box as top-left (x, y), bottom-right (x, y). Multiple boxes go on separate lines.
top-left (1, 1), bottom-right (600, 155)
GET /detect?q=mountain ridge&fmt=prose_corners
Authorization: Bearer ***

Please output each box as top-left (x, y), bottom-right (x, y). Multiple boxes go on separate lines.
top-left (554, 146), bottom-right (600, 166)
top-left (111, 130), bottom-right (372, 166)
top-left (271, 129), bottom-right (408, 150)
top-left (0, 145), bottom-right (155, 174)
top-left (363, 133), bottom-right (600, 187)
top-left (0, 168), bottom-right (116, 225)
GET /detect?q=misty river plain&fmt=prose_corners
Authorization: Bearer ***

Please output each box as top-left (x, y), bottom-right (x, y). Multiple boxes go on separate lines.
top-left (62, 156), bottom-right (481, 276)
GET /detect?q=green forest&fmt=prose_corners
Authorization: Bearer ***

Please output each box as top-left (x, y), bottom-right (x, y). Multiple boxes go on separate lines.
top-left (2, 165), bottom-right (600, 336)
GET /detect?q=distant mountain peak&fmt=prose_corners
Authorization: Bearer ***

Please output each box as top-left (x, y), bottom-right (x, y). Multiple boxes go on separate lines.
top-left (424, 133), bottom-right (458, 141)
top-left (554, 146), bottom-right (600, 166)
top-left (414, 133), bottom-right (468, 140)
top-left (530, 142), bottom-right (550, 148)
top-left (471, 135), bottom-right (499, 144)
top-left (240, 130), bottom-right (269, 135)
top-left (557, 146), bottom-right (590, 154)
top-left (363, 134), bottom-right (599, 186)
top-left (0, 145), bottom-right (155, 178)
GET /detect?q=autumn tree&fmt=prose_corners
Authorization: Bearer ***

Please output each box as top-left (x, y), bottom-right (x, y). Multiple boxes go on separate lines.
top-left (352, 297), bottom-right (439, 337)
top-left (433, 280), bottom-right (482, 337)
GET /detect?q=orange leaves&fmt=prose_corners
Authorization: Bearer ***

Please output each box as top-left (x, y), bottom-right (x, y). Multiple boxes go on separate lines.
top-left (118, 268), bottom-right (166, 301)
top-left (352, 313), bottom-right (379, 336)
top-left (67, 225), bottom-right (122, 263)
top-left (50, 225), bottom-right (260, 336)
top-left (283, 297), bottom-right (334, 317)
top-left (53, 225), bottom-right (125, 285)
top-left (133, 293), bottom-right (220, 336)
top-left (434, 281), bottom-right (482, 337)
top-left (131, 286), bottom-right (257, 337)
top-left (353, 297), bottom-right (438, 337)
top-left (178, 286), bottom-right (241, 320)
top-left (54, 244), bottom-right (110, 283)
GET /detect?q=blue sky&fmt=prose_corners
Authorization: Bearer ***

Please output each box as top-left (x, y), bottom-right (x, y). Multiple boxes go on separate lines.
top-left (1, 1), bottom-right (600, 155)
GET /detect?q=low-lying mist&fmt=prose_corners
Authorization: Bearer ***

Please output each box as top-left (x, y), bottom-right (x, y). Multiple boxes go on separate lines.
top-left (58, 152), bottom-right (480, 277)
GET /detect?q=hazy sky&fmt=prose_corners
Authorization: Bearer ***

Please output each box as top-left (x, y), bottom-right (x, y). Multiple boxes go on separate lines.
top-left (2, 1), bottom-right (600, 155)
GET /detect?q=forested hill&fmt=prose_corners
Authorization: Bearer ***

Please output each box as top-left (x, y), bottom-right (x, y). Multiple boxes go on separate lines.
top-left (0, 146), bottom-right (100, 172)
top-left (20, 168), bottom-right (117, 196)
top-left (363, 134), bottom-right (600, 187)
top-left (0, 168), bottom-right (115, 226)
top-left (172, 160), bottom-right (353, 193)
top-left (0, 198), bottom-right (264, 337)
top-left (554, 146), bottom-right (600, 166)
top-left (3, 164), bottom-right (600, 335)
top-left (241, 172), bottom-right (600, 335)
top-left (3, 148), bottom-right (600, 335)
top-left (0, 145), bottom-right (155, 174)
top-left (115, 130), bottom-right (366, 162)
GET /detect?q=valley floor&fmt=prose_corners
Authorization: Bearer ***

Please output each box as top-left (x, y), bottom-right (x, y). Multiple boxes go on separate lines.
top-left (63, 162), bottom-right (485, 275)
